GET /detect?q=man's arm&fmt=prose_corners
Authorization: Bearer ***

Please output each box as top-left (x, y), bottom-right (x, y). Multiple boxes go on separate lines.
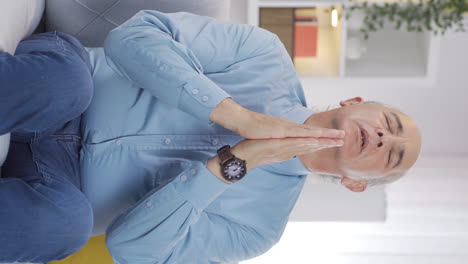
top-left (105, 160), bottom-right (268, 264)
top-left (105, 137), bottom-right (343, 264)
top-left (104, 10), bottom-right (345, 140)
top-left (104, 10), bottom-right (276, 123)
top-left (109, 209), bottom-right (286, 263)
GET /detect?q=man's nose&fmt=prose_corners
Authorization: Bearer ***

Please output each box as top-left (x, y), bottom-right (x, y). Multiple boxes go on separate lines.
top-left (377, 132), bottom-right (408, 147)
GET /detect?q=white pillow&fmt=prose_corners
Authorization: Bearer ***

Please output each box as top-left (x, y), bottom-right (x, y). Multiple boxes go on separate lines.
top-left (0, 0), bottom-right (44, 168)
top-left (0, 134), bottom-right (10, 170)
top-left (0, 0), bottom-right (45, 54)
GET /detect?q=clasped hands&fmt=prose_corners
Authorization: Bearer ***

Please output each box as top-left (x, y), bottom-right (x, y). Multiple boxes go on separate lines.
top-left (209, 98), bottom-right (345, 171)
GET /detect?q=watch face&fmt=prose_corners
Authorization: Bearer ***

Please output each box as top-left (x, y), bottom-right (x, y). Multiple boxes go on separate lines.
top-left (223, 160), bottom-right (246, 180)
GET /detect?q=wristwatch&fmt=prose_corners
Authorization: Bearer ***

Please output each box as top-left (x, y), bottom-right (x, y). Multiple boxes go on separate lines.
top-left (217, 145), bottom-right (247, 183)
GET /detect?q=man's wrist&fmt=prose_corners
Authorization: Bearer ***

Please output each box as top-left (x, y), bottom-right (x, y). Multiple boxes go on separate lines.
top-left (206, 156), bottom-right (232, 184)
top-left (206, 147), bottom-right (254, 184)
top-left (230, 145), bottom-right (255, 172)
top-left (209, 98), bottom-right (251, 134)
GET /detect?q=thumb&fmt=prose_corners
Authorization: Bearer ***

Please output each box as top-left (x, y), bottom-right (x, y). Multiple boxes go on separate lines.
top-left (315, 138), bottom-right (344, 147)
top-left (293, 138), bottom-right (344, 156)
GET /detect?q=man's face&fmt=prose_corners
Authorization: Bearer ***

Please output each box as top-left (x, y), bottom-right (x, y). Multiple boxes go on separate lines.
top-left (330, 99), bottom-right (421, 180)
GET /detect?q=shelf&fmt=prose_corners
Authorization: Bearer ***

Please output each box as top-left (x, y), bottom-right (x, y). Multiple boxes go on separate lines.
top-left (248, 0), bottom-right (440, 82)
top-left (258, 6), bottom-right (344, 77)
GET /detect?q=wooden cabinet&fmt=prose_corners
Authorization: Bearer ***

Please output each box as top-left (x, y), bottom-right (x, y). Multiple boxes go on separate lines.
top-left (259, 8), bottom-right (294, 57)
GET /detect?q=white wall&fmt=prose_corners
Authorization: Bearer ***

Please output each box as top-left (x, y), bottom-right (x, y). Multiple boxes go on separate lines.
top-left (345, 29), bottom-right (428, 77)
top-left (243, 155), bottom-right (468, 264)
top-left (230, 0), bottom-right (248, 24)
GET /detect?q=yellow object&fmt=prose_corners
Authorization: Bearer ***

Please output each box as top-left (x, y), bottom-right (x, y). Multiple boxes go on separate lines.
top-left (49, 235), bottom-right (114, 264)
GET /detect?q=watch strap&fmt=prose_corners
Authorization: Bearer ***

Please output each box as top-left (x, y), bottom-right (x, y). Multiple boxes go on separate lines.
top-left (217, 145), bottom-right (234, 165)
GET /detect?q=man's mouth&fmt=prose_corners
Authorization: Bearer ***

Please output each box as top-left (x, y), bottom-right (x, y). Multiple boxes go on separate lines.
top-left (360, 127), bottom-right (369, 153)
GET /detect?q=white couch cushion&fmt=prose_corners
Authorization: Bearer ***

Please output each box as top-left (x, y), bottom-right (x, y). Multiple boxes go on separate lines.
top-left (0, 0), bottom-right (45, 168)
top-left (0, 134), bottom-right (10, 170)
top-left (0, 0), bottom-right (45, 54)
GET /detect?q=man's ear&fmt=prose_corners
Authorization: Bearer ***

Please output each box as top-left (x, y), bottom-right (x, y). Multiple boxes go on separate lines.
top-left (341, 176), bottom-right (368, 192)
top-left (339, 97), bottom-right (363, 107)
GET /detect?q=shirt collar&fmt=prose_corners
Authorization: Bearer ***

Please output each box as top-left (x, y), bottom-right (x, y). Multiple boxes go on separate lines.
top-left (261, 156), bottom-right (311, 176)
top-left (283, 105), bottom-right (314, 125)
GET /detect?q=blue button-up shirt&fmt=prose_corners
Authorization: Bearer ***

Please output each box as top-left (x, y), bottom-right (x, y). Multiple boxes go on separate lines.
top-left (81, 10), bottom-right (314, 264)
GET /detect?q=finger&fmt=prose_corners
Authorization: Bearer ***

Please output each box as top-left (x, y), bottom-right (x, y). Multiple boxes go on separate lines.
top-left (265, 138), bottom-right (343, 162)
top-left (314, 138), bottom-right (345, 146)
top-left (303, 126), bottom-right (346, 139)
top-left (301, 141), bottom-right (342, 152)
top-left (288, 125), bottom-right (345, 139)
top-left (278, 138), bottom-right (343, 153)
top-left (296, 137), bottom-right (344, 147)
top-left (291, 139), bottom-right (343, 156)
top-left (278, 137), bottom-right (344, 146)
top-left (280, 144), bottom-right (340, 160)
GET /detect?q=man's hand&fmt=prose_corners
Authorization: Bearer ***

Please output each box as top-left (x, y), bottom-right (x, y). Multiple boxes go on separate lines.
top-left (210, 98), bottom-right (344, 140)
top-left (206, 136), bottom-right (343, 182)
top-left (230, 137), bottom-right (343, 171)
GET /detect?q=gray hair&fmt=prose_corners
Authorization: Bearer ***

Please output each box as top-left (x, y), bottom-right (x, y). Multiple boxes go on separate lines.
top-left (348, 169), bottom-right (407, 187)
top-left (308, 170), bottom-right (407, 188)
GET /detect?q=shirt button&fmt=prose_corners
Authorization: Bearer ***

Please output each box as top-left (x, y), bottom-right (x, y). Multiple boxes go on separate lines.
top-left (146, 200), bottom-right (153, 208)
top-left (191, 89), bottom-right (199, 95)
top-left (159, 65), bottom-right (166, 71)
top-left (191, 169), bottom-right (197, 175)
top-left (181, 175), bottom-right (187, 182)
top-left (165, 138), bottom-right (171, 145)
top-left (202, 95), bottom-right (209, 102)
top-left (115, 139), bottom-right (122, 145)
top-left (211, 139), bottom-right (219, 146)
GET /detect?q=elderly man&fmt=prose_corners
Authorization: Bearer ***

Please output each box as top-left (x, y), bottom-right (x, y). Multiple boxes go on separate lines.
top-left (0, 10), bottom-right (421, 264)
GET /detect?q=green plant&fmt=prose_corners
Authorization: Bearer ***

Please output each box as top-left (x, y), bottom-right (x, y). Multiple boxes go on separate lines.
top-left (346, 0), bottom-right (468, 39)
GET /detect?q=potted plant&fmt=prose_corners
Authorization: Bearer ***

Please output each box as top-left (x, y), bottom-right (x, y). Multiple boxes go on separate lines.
top-left (345, 0), bottom-right (468, 39)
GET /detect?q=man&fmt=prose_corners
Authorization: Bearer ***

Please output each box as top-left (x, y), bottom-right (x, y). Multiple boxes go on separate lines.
top-left (0, 10), bottom-right (421, 264)
top-left (85, 10), bottom-right (421, 263)
top-left (0, 23), bottom-right (339, 264)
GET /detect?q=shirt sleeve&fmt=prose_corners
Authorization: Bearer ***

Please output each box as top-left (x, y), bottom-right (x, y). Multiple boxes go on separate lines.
top-left (103, 10), bottom-right (279, 121)
top-left (105, 161), bottom-right (273, 264)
